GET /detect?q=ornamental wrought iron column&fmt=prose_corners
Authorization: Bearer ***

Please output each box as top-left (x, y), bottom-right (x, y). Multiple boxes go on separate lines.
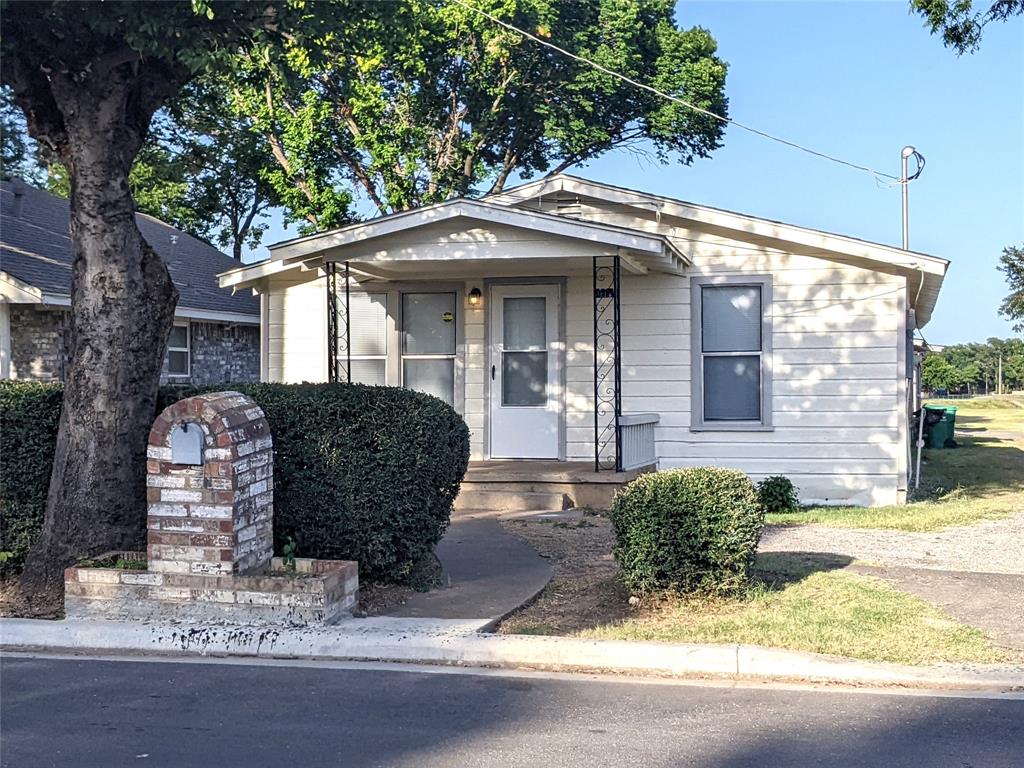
top-left (593, 254), bottom-right (622, 471)
top-left (326, 261), bottom-right (351, 383)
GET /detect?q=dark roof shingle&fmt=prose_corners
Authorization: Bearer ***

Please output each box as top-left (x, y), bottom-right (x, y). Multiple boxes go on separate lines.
top-left (0, 180), bottom-right (258, 317)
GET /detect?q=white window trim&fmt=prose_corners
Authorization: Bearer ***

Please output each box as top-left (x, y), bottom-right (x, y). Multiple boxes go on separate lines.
top-left (690, 275), bottom-right (773, 432)
top-left (167, 320), bottom-right (191, 378)
top-left (335, 283), bottom-right (465, 414)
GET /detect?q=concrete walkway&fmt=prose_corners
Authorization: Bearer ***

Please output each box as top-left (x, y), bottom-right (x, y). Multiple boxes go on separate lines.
top-left (384, 510), bottom-right (553, 622)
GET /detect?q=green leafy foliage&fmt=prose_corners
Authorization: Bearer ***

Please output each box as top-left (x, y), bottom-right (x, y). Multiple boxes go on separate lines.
top-left (0, 382), bottom-right (64, 575)
top-left (0, 381), bottom-right (470, 584)
top-left (220, 0), bottom-right (728, 224)
top-left (998, 244), bottom-right (1024, 333)
top-left (922, 338), bottom-right (1024, 394)
top-left (756, 475), bottom-right (800, 515)
top-left (911, 0), bottom-right (1023, 54)
top-left (610, 467), bottom-right (764, 596)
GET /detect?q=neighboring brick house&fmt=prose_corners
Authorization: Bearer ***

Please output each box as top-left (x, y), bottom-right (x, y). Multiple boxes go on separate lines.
top-left (0, 179), bottom-right (260, 384)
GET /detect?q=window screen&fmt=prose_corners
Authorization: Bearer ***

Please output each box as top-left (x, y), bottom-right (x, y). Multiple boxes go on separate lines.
top-left (402, 292), bottom-right (456, 405)
top-left (700, 285), bottom-right (763, 422)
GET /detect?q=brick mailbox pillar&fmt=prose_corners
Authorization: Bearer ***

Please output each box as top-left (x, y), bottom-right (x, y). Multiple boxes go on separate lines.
top-left (147, 391), bottom-right (274, 576)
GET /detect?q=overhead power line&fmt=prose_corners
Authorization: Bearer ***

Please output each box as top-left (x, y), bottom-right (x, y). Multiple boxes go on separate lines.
top-left (448, 0), bottom-right (904, 183)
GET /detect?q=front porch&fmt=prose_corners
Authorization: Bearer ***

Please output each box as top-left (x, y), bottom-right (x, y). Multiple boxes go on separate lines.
top-left (456, 460), bottom-right (650, 512)
top-left (220, 195), bottom-right (684, 475)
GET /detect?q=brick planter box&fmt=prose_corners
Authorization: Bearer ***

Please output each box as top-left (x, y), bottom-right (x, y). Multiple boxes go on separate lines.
top-left (65, 552), bottom-right (357, 626)
top-left (63, 392), bottom-right (360, 627)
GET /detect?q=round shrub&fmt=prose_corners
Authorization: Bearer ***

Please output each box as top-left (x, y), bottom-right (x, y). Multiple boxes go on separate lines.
top-left (610, 467), bottom-right (764, 596)
top-left (757, 475), bottom-right (800, 514)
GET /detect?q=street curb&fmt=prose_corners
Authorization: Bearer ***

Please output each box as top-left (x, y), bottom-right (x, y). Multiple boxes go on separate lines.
top-left (2, 618), bottom-right (1022, 690)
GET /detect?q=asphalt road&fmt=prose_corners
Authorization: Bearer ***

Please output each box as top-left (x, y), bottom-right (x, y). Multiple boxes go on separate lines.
top-left (2, 655), bottom-right (1022, 768)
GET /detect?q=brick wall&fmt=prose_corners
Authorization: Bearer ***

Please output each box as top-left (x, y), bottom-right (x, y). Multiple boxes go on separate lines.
top-left (7, 305), bottom-right (260, 384)
top-left (163, 321), bottom-right (260, 384)
top-left (8, 305), bottom-right (68, 381)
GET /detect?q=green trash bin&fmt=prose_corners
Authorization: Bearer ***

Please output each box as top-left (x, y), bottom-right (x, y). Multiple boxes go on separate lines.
top-left (925, 405), bottom-right (957, 449)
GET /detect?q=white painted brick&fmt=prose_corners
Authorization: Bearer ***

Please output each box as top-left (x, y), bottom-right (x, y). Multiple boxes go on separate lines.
top-left (160, 489), bottom-right (203, 503)
top-left (149, 587), bottom-right (192, 602)
top-left (190, 561), bottom-right (232, 575)
top-left (234, 591), bottom-right (281, 606)
top-left (148, 560), bottom-right (191, 574)
top-left (147, 446), bottom-right (171, 461)
top-left (147, 504), bottom-right (189, 517)
top-left (76, 569), bottom-right (123, 584)
top-left (147, 475), bottom-right (186, 489)
top-left (190, 504), bottom-right (231, 519)
top-left (151, 545), bottom-right (207, 562)
top-left (205, 447), bottom-right (233, 460)
top-left (120, 572), bottom-right (164, 586)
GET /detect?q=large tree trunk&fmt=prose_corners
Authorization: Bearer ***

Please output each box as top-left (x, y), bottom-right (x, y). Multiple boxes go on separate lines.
top-left (19, 72), bottom-right (179, 595)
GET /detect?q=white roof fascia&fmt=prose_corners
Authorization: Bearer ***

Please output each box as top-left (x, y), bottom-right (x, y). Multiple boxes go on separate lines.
top-left (219, 197), bottom-right (686, 290)
top-left (0, 271), bottom-right (44, 303)
top-left (492, 175), bottom-right (949, 277)
top-left (266, 198), bottom-right (672, 261)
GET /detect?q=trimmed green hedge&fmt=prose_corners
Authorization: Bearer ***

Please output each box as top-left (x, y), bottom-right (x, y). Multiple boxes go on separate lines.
top-left (610, 467), bottom-right (764, 596)
top-left (0, 381), bottom-right (470, 583)
top-left (0, 381), bottom-right (64, 575)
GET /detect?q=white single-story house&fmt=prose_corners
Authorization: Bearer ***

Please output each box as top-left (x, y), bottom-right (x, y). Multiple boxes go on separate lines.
top-left (219, 174), bottom-right (948, 507)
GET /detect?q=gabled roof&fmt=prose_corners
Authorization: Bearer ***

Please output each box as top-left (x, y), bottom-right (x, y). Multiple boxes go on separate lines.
top-left (1, 180), bottom-right (259, 321)
top-left (490, 174), bottom-right (949, 326)
top-left (219, 196), bottom-right (687, 289)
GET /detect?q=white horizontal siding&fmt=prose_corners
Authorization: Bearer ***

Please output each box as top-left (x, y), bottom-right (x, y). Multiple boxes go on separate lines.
top-left (464, 296), bottom-right (486, 459)
top-left (557, 209), bottom-right (907, 505)
top-left (265, 273), bottom-right (327, 383)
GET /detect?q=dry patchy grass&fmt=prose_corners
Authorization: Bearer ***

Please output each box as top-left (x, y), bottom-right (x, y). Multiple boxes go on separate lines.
top-left (498, 517), bottom-right (1018, 665)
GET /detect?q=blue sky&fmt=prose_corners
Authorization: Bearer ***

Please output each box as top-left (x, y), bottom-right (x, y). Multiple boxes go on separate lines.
top-left (250, 1), bottom-right (1023, 344)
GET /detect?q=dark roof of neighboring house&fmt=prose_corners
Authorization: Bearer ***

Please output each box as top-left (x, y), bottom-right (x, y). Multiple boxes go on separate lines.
top-left (0, 179), bottom-right (259, 317)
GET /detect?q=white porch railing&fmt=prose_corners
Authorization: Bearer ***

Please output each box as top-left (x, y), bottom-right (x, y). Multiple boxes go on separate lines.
top-left (619, 413), bottom-right (660, 471)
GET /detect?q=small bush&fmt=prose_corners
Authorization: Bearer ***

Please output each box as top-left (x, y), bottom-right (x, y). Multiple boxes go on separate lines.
top-left (0, 382), bottom-right (64, 575)
top-left (610, 467), bottom-right (764, 595)
top-left (757, 475), bottom-right (800, 514)
top-left (1, 381), bottom-right (470, 584)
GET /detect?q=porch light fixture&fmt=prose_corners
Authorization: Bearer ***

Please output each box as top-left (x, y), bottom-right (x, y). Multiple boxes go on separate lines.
top-left (467, 287), bottom-right (483, 307)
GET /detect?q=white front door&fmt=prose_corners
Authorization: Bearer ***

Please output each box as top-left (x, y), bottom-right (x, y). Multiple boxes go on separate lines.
top-left (489, 284), bottom-right (561, 459)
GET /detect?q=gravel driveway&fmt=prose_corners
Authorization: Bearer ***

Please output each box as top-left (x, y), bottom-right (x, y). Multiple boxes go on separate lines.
top-left (759, 510), bottom-right (1024, 575)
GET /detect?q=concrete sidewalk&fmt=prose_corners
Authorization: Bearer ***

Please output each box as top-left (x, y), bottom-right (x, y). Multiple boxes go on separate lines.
top-left (383, 510), bottom-right (553, 622)
top-left (3, 617), bottom-right (1022, 691)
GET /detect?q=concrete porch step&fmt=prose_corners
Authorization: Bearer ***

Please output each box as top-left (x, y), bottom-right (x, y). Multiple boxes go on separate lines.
top-left (454, 488), bottom-right (571, 512)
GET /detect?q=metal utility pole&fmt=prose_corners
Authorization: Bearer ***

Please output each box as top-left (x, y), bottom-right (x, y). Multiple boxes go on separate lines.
top-left (901, 146), bottom-right (925, 250)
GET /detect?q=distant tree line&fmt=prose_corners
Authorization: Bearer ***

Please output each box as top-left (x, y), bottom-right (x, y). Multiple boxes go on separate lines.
top-left (921, 337), bottom-right (1024, 394)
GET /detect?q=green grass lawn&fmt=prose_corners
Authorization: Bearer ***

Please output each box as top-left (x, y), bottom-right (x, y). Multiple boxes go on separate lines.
top-left (765, 396), bottom-right (1024, 532)
top-left (579, 554), bottom-right (1019, 665)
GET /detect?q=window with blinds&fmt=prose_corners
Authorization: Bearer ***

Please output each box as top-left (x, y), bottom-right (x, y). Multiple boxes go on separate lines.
top-left (348, 292), bottom-right (388, 385)
top-left (692, 277), bottom-right (772, 429)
